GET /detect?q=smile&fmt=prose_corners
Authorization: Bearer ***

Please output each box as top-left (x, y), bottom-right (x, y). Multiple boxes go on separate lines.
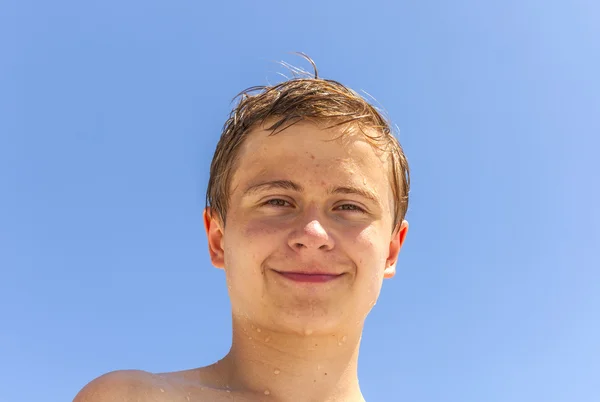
top-left (273, 271), bottom-right (345, 283)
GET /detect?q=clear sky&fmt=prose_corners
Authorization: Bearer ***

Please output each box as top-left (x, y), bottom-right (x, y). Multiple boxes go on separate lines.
top-left (1, 0), bottom-right (599, 401)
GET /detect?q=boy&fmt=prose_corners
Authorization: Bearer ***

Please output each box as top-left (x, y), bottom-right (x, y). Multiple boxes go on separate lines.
top-left (75, 56), bottom-right (410, 402)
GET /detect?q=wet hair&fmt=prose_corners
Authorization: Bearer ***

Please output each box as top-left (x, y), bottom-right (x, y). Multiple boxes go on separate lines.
top-left (206, 54), bottom-right (409, 232)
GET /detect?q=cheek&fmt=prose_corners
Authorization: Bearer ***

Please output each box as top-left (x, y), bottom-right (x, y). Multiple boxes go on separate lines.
top-left (241, 218), bottom-right (284, 239)
top-left (353, 226), bottom-right (388, 262)
top-left (352, 227), bottom-right (389, 281)
top-left (224, 218), bottom-right (284, 270)
top-left (240, 219), bottom-right (287, 262)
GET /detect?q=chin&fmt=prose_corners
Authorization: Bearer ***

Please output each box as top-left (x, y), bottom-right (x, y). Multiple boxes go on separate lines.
top-left (267, 306), bottom-right (352, 335)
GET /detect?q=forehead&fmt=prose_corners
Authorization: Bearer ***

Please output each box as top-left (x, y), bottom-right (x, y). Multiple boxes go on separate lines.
top-left (230, 122), bottom-right (393, 200)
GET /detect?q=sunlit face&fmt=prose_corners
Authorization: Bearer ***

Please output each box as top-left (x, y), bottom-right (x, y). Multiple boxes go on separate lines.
top-left (204, 122), bottom-right (408, 335)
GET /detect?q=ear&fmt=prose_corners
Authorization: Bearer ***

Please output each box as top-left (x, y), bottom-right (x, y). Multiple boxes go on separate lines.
top-left (384, 220), bottom-right (409, 279)
top-left (203, 207), bottom-right (225, 269)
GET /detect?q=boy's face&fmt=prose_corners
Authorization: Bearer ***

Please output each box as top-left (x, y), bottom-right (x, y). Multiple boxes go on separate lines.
top-left (204, 122), bottom-right (408, 335)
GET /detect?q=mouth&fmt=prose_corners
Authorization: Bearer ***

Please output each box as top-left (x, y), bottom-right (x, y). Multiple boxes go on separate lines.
top-left (273, 271), bottom-right (345, 283)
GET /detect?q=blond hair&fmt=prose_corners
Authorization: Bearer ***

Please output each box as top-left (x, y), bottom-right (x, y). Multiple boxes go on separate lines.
top-left (206, 55), bottom-right (409, 232)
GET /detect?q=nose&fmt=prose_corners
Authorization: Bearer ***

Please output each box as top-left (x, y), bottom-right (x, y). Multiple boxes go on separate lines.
top-left (288, 219), bottom-right (335, 252)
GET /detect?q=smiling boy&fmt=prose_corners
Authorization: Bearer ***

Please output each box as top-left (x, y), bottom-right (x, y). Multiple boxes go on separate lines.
top-left (74, 57), bottom-right (410, 402)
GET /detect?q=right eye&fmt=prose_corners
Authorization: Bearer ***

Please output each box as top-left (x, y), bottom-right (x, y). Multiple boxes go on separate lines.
top-left (263, 199), bottom-right (291, 207)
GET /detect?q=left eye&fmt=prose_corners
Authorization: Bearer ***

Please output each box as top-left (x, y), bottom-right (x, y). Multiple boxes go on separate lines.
top-left (336, 204), bottom-right (365, 212)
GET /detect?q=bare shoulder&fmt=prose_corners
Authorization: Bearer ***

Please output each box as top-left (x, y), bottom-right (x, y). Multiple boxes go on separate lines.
top-left (73, 369), bottom-right (167, 402)
top-left (73, 366), bottom-right (234, 402)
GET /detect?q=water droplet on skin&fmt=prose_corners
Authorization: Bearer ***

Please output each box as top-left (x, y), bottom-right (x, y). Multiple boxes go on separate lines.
top-left (305, 329), bottom-right (313, 336)
top-left (264, 390), bottom-right (271, 395)
top-left (159, 388), bottom-right (165, 392)
top-left (186, 396), bottom-right (190, 401)
top-left (265, 336), bottom-right (271, 342)
top-left (248, 336), bottom-right (253, 340)
top-left (342, 335), bottom-right (347, 343)
top-left (256, 328), bottom-right (262, 333)
top-left (274, 369), bottom-right (280, 375)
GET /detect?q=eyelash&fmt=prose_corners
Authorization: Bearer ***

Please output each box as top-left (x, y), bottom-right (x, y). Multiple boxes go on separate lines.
top-left (264, 199), bottom-right (290, 207)
top-left (262, 199), bottom-right (366, 213)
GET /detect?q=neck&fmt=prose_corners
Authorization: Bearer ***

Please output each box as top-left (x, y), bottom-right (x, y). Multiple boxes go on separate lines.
top-left (213, 316), bottom-right (366, 402)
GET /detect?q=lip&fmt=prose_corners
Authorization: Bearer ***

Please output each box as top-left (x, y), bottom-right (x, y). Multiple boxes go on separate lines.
top-left (274, 271), bottom-right (344, 283)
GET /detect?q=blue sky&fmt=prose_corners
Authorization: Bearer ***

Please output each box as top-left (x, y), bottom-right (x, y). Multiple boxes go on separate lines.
top-left (1, 0), bottom-right (599, 401)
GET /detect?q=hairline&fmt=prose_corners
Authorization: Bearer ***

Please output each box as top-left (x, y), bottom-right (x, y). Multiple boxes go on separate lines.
top-left (219, 119), bottom-right (400, 227)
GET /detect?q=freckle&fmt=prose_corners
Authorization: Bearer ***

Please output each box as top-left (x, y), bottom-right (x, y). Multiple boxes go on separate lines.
top-left (325, 372), bottom-right (328, 376)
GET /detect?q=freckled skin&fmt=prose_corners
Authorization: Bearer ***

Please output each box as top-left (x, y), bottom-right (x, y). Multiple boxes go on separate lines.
top-left (73, 122), bottom-right (409, 402)
top-left (220, 123), bottom-right (405, 336)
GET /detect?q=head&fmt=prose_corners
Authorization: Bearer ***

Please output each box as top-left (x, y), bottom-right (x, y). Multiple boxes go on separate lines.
top-left (204, 57), bottom-right (410, 335)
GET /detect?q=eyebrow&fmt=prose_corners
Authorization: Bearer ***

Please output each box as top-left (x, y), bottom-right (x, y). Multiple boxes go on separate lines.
top-left (242, 179), bottom-right (381, 205)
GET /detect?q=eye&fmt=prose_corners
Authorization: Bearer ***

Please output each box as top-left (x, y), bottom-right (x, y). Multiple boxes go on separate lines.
top-left (263, 198), bottom-right (291, 207)
top-left (336, 204), bottom-right (366, 213)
